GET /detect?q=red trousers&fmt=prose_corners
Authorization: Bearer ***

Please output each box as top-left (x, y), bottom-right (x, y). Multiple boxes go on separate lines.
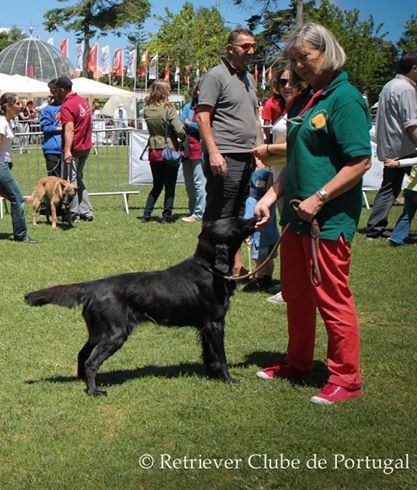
top-left (280, 230), bottom-right (361, 390)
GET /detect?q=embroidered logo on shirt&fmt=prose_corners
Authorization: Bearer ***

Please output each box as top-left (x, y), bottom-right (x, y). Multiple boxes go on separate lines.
top-left (309, 110), bottom-right (328, 130)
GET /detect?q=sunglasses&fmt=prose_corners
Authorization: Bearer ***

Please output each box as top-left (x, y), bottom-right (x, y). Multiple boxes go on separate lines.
top-left (279, 78), bottom-right (290, 87)
top-left (231, 43), bottom-right (256, 52)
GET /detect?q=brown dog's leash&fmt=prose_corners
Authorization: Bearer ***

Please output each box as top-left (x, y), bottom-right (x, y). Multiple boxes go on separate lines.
top-left (290, 199), bottom-right (322, 287)
top-left (213, 222), bottom-right (292, 282)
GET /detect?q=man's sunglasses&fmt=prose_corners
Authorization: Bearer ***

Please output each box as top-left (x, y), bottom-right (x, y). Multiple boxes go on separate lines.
top-left (231, 43), bottom-right (256, 51)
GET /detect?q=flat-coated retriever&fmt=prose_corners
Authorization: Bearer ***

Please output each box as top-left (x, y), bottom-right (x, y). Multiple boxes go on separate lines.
top-left (25, 217), bottom-right (258, 396)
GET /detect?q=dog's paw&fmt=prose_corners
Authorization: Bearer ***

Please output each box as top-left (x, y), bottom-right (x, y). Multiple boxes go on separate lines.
top-left (226, 377), bottom-right (239, 385)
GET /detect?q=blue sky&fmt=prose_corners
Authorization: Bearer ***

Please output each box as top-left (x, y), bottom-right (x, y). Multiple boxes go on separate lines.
top-left (0, 0), bottom-right (415, 65)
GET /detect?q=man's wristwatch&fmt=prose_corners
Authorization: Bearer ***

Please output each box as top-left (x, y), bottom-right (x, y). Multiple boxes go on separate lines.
top-left (317, 187), bottom-right (330, 203)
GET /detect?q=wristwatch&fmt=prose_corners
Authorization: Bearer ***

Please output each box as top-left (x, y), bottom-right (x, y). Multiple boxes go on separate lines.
top-left (317, 187), bottom-right (330, 202)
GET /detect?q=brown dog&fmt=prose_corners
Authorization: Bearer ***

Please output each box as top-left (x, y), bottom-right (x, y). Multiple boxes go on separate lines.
top-left (29, 176), bottom-right (77, 229)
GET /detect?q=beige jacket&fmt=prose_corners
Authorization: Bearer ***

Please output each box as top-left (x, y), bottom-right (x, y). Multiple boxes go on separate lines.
top-left (144, 104), bottom-right (186, 149)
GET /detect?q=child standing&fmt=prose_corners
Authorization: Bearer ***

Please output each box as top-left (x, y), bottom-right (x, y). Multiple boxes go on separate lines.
top-left (243, 166), bottom-right (280, 293)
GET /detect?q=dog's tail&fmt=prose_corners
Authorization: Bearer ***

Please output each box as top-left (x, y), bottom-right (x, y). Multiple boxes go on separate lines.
top-left (25, 283), bottom-right (89, 308)
top-left (25, 196), bottom-right (33, 204)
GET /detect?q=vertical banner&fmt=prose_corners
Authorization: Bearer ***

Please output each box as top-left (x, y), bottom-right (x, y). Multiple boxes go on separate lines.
top-left (100, 45), bottom-right (111, 75)
top-left (75, 41), bottom-right (84, 75)
top-left (126, 49), bottom-right (137, 78)
top-left (261, 65), bottom-right (266, 90)
top-left (60, 38), bottom-right (69, 59)
top-left (113, 48), bottom-right (124, 77)
top-left (148, 54), bottom-right (158, 80)
top-left (164, 59), bottom-right (171, 82)
top-left (138, 50), bottom-right (148, 78)
top-left (254, 64), bottom-right (259, 87)
top-left (184, 64), bottom-right (190, 90)
top-left (88, 43), bottom-right (99, 78)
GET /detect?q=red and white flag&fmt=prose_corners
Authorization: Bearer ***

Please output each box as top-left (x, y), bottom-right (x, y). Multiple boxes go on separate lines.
top-left (88, 43), bottom-right (99, 78)
top-left (60, 38), bottom-right (69, 59)
top-left (254, 65), bottom-right (259, 86)
top-left (138, 50), bottom-right (148, 78)
top-left (164, 60), bottom-right (171, 81)
top-left (113, 48), bottom-right (124, 77)
top-left (148, 54), bottom-right (158, 80)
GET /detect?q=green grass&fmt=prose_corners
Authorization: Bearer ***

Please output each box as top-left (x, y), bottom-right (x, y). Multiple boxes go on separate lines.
top-left (0, 185), bottom-right (416, 489)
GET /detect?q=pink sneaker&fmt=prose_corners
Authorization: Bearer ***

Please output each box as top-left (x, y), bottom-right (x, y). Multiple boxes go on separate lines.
top-left (310, 383), bottom-right (363, 405)
top-left (256, 360), bottom-right (307, 380)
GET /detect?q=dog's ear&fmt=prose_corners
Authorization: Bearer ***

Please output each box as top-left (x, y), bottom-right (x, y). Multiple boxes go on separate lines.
top-left (214, 244), bottom-right (230, 274)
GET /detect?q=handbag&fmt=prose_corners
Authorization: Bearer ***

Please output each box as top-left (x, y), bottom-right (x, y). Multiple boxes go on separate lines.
top-left (162, 108), bottom-right (181, 167)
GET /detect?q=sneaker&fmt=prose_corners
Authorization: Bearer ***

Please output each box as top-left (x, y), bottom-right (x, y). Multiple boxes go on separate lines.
top-left (140, 217), bottom-right (150, 223)
top-left (310, 383), bottom-right (363, 405)
top-left (80, 214), bottom-right (94, 222)
top-left (182, 215), bottom-right (200, 222)
top-left (71, 215), bottom-right (80, 224)
top-left (256, 360), bottom-right (307, 380)
top-left (16, 236), bottom-right (36, 244)
top-left (267, 291), bottom-right (285, 304)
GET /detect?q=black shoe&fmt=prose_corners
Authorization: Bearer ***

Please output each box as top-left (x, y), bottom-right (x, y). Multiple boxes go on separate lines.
top-left (81, 215), bottom-right (94, 222)
top-left (242, 278), bottom-right (263, 292)
top-left (17, 236), bottom-right (36, 244)
top-left (161, 218), bottom-right (171, 224)
top-left (140, 217), bottom-right (150, 223)
top-left (71, 215), bottom-right (81, 224)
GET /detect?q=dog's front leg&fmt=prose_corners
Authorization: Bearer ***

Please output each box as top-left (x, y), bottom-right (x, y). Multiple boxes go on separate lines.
top-left (200, 321), bottom-right (237, 384)
top-left (50, 198), bottom-right (59, 229)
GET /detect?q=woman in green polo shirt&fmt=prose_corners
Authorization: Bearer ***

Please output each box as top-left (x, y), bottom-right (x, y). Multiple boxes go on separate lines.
top-left (254, 23), bottom-right (372, 405)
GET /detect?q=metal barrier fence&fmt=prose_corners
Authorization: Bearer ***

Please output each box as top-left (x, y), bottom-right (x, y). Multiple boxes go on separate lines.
top-left (1, 127), bottom-right (139, 218)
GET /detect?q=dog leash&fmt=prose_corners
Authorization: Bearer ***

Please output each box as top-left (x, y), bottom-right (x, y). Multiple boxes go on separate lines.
top-left (290, 199), bottom-right (322, 287)
top-left (208, 200), bottom-right (322, 287)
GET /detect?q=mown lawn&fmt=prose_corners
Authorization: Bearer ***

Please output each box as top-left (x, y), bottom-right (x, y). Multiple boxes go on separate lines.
top-left (0, 184), bottom-right (416, 490)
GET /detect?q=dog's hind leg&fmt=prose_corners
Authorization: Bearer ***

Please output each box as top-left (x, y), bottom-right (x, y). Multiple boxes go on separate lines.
top-left (200, 321), bottom-right (236, 384)
top-left (77, 340), bottom-right (97, 380)
top-left (83, 332), bottom-right (128, 396)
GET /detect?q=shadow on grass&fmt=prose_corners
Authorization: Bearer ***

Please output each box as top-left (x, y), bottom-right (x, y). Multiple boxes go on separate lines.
top-left (240, 350), bottom-right (329, 388)
top-left (25, 362), bottom-right (207, 388)
top-left (25, 352), bottom-right (328, 388)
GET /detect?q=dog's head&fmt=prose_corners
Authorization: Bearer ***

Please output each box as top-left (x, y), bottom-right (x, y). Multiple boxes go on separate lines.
top-left (196, 217), bottom-right (259, 274)
top-left (60, 181), bottom-right (77, 206)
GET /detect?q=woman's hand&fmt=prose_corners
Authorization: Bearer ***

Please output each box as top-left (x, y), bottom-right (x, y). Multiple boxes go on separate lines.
top-left (254, 200), bottom-right (271, 230)
top-left (251, 144), bottom-right (270, 161)
top-left (384, 159), bottom-right (400, 168)
top-left (295, 194), bottom-right (324, 222)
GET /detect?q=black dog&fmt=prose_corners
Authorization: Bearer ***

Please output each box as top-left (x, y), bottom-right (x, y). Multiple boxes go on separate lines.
top-left (25, 217), bottom-right (258, 396)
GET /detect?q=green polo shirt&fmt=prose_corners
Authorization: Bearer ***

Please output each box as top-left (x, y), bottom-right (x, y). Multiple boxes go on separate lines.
top-left (281, 71), bottom-right (371, 242)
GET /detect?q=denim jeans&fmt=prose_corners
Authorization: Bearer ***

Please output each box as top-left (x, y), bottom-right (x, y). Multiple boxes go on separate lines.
top-left (390, 189), bottom-right (417, 245)
top-left (143, 161), bottom-right (179, 219)
top-left (366, 166), bottom-right (410, 237)
top-left (181, 158), bottom-right (206, 219)
top-left (0, 161), bottom-right (28, 241)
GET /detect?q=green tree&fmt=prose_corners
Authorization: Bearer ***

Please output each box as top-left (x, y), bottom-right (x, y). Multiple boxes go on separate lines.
top-left (253, 0), bottom-right (397, 104)
top-left (398, 15), bottom-right (417, 53)
top-left (43, 0), bottom-right (150, 77)
top-left (0, 27), bottom-right (25, 52)
top-left (144, 1), bottom-right (227, 92)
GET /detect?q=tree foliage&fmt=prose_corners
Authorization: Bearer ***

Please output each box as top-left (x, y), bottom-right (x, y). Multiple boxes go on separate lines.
top-left (253, 0), bottom-right (398, 104)
top-left (0, 27), bottom-right (25, 52)
top-left (43, 0), bottom-right (150, 76)
top-left (398, 15), bottom-right (417, 53)
top-left (143, 2), bottom-right (228, 90)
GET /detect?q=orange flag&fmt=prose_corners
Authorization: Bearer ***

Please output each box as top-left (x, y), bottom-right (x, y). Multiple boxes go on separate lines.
top-left (87, 43), bottom-right (99, 77)
top-left (113, 48), bottom-right (124, 77)
top-left (60, 38), bottom-right (69, 59)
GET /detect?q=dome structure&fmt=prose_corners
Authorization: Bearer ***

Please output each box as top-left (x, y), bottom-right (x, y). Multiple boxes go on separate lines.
top-left (0, 36), bottom-right (75, 82)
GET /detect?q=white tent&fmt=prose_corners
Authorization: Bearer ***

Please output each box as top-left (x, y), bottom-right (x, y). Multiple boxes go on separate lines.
top-left (71, 77), bottom-right (136, 99)
top-left (0, 73), bottom-right (49, 97)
